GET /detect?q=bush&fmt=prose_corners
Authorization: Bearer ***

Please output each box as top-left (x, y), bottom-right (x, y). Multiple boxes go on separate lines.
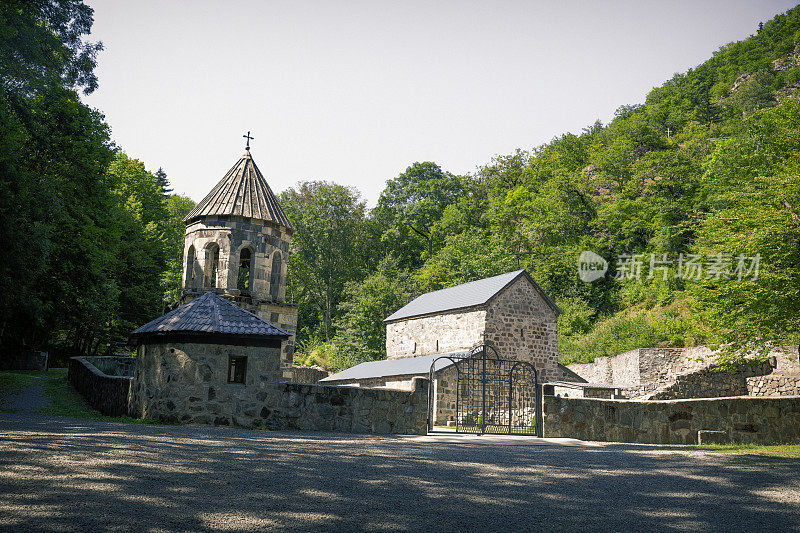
top-left (559, 298), bottom-right (713, 365)
top-left (292, 335), bottom-right (336, 369)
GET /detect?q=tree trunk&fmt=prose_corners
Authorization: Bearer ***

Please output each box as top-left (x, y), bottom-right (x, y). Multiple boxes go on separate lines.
top-left (409, 224), bottom-right (433, 260)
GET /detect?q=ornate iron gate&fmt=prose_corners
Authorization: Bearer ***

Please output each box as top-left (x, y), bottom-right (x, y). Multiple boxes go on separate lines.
top-left (427, 343), bottom-right (542, 436)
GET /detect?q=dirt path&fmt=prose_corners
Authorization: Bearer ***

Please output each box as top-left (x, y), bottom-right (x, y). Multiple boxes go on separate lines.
top-left (0, 382), bottom-right (50, 413)
top-left (1, 414), bottom-right (799, 532)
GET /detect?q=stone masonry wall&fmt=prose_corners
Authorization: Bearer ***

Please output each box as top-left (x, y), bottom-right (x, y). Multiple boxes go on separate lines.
top-left (432, 365), bottom-right (459, 425)
top-left (129, 341), bottom-right (285, 426)
top-left (251, 301), bottom-right (298, 381)
top-left (128, 342), bottom-right (429, 434)
top-left (484, 277), bottom-right (558, 382)
top-left (88, 356), bottom-right (136, 377)
top-left (543, 394), bottom-right (800, 444)
top-left (385, 308), bottom-right (486, 359)
top-left (68, 357), bottom-right (132, 417)
top-left (182, 217), bottom-right (291, 302)
top-left (292, 365), bottom-right (329, 384)
top-left (318, 364), bottom-right (459, 427)
top-left (645, 359), bottom-right (799, 400)
top-left (182, 217), bottom-right (298, 381)
top-left (261, 379), bottom-right (429, 435)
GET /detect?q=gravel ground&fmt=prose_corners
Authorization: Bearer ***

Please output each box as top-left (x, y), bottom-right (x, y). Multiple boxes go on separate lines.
top-left (1, 414), bottom-right (799, 532)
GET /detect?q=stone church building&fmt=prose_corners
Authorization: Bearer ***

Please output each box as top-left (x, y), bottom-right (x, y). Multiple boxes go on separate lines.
top-left (180, 145), bottom-right (298, 380)
top-left (322, 270), bottom-right (561, 422)
top-left (122, 144), bottom-right (559, 429)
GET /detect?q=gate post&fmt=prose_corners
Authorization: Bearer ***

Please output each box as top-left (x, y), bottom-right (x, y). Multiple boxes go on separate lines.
top-left (481, 344), bottom-right (487, 435)
top-left (535, 375), bottom-right (543, 438)
top-left (508, 370), bottom-right (514, 434)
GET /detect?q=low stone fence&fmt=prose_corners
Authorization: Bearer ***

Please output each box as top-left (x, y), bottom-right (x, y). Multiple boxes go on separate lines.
top-left (0, 350), bottom-right (48, 371)
top-left (291, 365), bottom-right (329, 384)
top-left (85, 356), bottom-right (136, 377)
top-left (749, 374), bottom-right (800, 396)
top-left (68, 357), bottom-right (133, 416)
top-left (543, 394), bottom-right (800, 444)
top-left (261, 378), bottom-right (429, 435)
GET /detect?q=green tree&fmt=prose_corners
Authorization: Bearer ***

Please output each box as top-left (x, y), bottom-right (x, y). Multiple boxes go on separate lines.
top-left (374, 162), bottom-right (466, 266)
top-left (690, 100), bottom-right (800, 362)
top-left (0, 0), bottom-right (110, 356)
top-left (155, 167), bottom-right (174, 195)
top-left (280, 181), bottom-right (371, 341)
top-left (330, 255), bottom-right (413, 370)
top-left (106, 153), bottom-right (169, 338)
top-left (162, 195), bottom-right (196, 309)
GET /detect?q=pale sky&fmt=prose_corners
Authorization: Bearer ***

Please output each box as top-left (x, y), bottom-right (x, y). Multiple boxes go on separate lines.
top-left (83, 0), bottom-right (798, 206)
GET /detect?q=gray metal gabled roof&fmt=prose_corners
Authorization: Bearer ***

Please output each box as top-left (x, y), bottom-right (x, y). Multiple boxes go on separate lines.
top-left (129, 292), bottom-right (289, 343)
top-left (384, 269), bottom-right (560, 323)
top-left (320, 352), bottom-right (469, 383)
top-left (183, 148), bottom-right (293, 232)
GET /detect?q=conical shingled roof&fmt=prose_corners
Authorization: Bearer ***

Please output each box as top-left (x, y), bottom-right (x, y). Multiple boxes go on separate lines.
top-left (183, 148), bottom-right (293, 231)
top-left (129, 292), bottom-right (289, 344)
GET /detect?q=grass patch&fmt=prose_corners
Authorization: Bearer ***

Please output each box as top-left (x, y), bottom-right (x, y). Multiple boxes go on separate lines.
top-left (0, 369), bottom-right (158, 424)
top-left (692, 443), bottom-right (800, 458)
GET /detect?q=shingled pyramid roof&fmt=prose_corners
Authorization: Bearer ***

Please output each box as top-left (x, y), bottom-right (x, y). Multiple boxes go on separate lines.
top-left (129, 292), bottom-right (289, 344)
top-left (183, 148), bottom-right (293, 232)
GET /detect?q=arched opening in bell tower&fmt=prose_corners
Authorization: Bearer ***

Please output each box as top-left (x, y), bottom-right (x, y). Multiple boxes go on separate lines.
top-left (270, 250), bottom-right (282, 301)
top-left (237, 247), bottom-right (252, 293)
top-left (204, 243), bottom-right (220, 289)
top-left (185, 245), bottom-right (196, 289)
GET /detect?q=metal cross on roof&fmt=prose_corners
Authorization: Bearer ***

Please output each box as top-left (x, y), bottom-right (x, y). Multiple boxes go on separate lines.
top-left (243, 131), bottom-right (255, 148)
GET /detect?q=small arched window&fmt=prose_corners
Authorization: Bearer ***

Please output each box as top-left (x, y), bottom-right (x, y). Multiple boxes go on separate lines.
top-left (237, 248), bottom-right (252, 293)
top-left (270, 251), bottom-right (282, 301)
top-left (204, 244), bottom-right (219, 289)
top-left (185, 246), bottom-right (196, 289)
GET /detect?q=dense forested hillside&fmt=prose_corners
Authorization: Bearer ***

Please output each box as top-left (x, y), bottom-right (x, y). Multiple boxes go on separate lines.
top-left (286, 5), bottom-right (800, 370)
top-left (0, 1), bottom-right (194, 364)
top-left (2, 2), bottom-right (799, 370)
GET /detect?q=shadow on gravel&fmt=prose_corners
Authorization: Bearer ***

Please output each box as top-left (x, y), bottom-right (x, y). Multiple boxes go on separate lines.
top-left (0, 415), bottom-right (798, 532)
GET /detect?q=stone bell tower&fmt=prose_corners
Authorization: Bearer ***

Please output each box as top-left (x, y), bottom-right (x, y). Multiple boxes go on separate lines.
top-left (180, 139), bottom-right (298, 379)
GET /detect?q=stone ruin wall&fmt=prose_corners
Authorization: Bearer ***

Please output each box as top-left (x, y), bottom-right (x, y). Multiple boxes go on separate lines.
top-left (484, 277), bottom-right (558, 382)
top-left (385, 308), bottom-right (486, 360)
top-left (644, 357), bottom-right (800, 400)
top-left (566, 346), bottom-right (800, 400)
top-left (567, 348), bottom-right (684, 387)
